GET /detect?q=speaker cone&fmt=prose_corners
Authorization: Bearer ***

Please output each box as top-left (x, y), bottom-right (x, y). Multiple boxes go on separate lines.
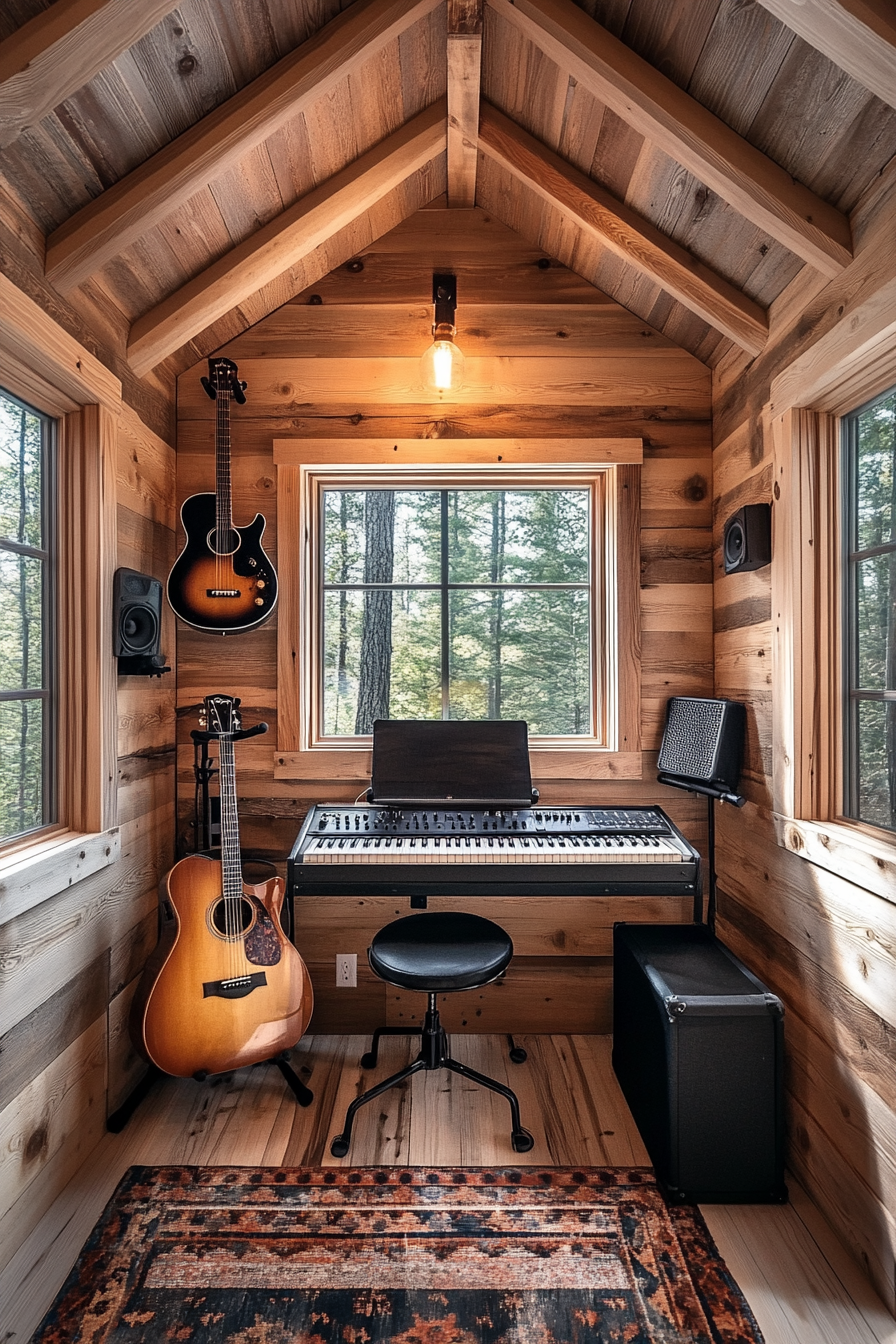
top-left (723, 519), bottom-right (745, 569)
top-left (121, 603), bottom-right (159, 654)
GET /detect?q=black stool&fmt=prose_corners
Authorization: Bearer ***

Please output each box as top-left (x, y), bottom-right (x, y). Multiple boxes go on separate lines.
top-left (330, 911), bottom-right (534, 1157)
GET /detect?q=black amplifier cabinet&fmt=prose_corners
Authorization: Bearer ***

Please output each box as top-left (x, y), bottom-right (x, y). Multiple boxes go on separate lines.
top-left (612, 923), bottom-right (785, 1203)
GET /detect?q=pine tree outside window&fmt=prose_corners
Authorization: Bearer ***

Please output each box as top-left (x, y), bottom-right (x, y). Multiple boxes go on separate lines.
top-left (844, 383), bottom-right (896, 832)
top-left (321, 486), bottom-right (594, 738)
top-left (0, 387), bottom-right (54, 846)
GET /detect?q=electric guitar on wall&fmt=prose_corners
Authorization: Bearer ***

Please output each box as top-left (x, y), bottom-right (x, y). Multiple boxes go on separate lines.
top-left (131, 695), bottom-right (313, 1079)
top-left (167, 357), bottom-right (277, 633)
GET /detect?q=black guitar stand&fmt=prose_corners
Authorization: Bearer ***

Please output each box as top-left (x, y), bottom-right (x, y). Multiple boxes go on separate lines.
top-left (107, 1051), bottom-right (313, 1133)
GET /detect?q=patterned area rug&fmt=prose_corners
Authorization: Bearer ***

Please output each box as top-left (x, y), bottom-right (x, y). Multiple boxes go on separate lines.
top-left (34, 1166), bottom-right (764, 1343)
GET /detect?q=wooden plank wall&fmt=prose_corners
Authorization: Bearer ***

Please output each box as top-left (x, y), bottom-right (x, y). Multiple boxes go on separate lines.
top-left (0, 402), bottom-right (176, 1279)
top-left (711, 169), bottom-right (896, 1312)
top-left (175, 202), bottom-right (713, 1036)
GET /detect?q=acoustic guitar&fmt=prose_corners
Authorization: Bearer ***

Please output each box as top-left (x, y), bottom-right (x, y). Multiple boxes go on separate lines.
top-left (132, 695), bottom-right (313, 1078)
top-left (167, 357), bottom-right (277, 633)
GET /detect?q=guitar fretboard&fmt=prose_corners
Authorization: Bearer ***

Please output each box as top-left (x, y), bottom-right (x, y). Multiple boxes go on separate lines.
top-left (218, 737), bottom-right (242, 905)
top-left (214, 380), bottom-right (233, 545)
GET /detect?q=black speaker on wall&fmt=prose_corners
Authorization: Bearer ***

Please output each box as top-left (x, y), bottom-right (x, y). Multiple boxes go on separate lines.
top-left (657, 697), bottom-right (746, 803)
top-left (113, 568), bottom-right (170, 676)
top-left (723, 502), bottom-right (771, 574)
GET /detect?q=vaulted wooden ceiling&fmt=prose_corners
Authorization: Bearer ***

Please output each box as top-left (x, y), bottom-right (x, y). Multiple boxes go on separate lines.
top-left (1, 0), bottom-right (894, 390)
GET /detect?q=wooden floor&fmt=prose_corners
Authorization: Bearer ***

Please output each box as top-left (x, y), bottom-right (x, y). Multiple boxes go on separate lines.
top-left (2, 1034), bottom-right (894, 1343)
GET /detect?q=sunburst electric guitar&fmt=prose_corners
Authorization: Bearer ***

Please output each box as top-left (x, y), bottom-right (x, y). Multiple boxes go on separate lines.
top-left (167, 357), bottom-right (277, 633)
top-left (132, 695), bottom-right (313, 1078)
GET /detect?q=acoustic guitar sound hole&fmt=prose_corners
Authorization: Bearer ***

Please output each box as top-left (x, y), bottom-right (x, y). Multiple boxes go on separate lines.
top-left (208, 527), bottom-right (240, 555)
top-left (209, 896), bottom-right (255, 939)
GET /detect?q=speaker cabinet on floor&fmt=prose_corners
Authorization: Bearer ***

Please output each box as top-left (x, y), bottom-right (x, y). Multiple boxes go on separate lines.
top-left (612, 923), bottom-right (785, 1203)
top-left (723, 503), bottom-right (771, 573)
top-left (657, 696), bottom-right (745, 797)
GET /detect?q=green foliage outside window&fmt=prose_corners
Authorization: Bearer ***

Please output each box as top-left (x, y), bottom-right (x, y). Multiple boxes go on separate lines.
top-left (847, 386), bottom-right (896, 830)
top-left (321, 487), bottom-right (593, 737)
top-left (0, 389), bottom-right (52, 844)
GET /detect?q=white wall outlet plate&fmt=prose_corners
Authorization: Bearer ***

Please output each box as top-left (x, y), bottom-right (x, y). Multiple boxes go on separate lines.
top-left (336, 953), bottom-right (357, 987)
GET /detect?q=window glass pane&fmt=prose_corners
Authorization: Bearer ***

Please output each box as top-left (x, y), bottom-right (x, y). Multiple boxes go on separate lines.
top-left (0, 552), bottom-right (44, 690)
top-left (854, 699), bottom-right (896, 832)
top-left (447, 489), bottom-right (590, 584)
top-left (0, 699), bottom-right (45, 837)
top-left (449, 589), bottom-right (591, 734)
top-left (323, 490), bottom-right (440, 586)
top-left (323, 589), bottom-right (441, 733)
top-left (0, 394), bottom-right (43, 547)
top-left (855, 390), bottom-right (896, 552)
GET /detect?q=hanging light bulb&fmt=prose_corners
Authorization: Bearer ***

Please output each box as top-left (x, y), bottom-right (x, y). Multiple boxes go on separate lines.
top-left (421, 273), bottom-right (464, 393)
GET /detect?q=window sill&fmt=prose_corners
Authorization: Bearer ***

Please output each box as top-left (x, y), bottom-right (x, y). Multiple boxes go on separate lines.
top-left (0, 827), bottom-right (120, 927)
top-left (273, 748), bottom-right (643, 782)
top-left (773, 812), bottom-right (896, 904)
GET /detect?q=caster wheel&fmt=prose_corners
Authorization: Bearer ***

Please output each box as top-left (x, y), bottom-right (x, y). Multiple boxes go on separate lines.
top-left (360, 1052), bottom-right (377, 1069)
top-left (511, 1129), bottom-right (534, 1153)
top-left (509, 1047), bottom-right (527, 1064)
top-left (330, 1136), bottom-right (349, 1158)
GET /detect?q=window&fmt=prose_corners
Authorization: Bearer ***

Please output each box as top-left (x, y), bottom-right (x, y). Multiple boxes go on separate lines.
top-left (273, 439), bottom-right (642, 781)
top-left (321, 484), bottom-right (594, 736)
top-left (843, 383), bottom-right (896, 831)
top-left (0, 387), bottom-right (54, 844)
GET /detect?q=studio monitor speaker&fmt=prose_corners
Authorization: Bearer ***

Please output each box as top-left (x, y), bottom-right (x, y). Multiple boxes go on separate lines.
top-left (723, 503), bottom-right (771, 574)
top-left (657, 697), bottom-right (745, 799)
top-left (113, 567), bottom-right (162, 658)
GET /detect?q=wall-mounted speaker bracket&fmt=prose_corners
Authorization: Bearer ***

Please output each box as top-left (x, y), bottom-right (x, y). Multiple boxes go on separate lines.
top-left (117, 654), bottom-right (171, 677)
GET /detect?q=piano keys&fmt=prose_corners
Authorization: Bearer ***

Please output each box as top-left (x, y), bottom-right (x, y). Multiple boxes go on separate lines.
top-left (288, 804), bottom-right (700, 898)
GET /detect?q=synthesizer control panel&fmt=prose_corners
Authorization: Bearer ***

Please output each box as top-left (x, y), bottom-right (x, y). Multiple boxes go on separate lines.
top-left (306, 806), bottom-right (670, 835)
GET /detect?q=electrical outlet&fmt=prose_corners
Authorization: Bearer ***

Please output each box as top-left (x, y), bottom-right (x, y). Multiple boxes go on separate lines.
top-left (336, 953), bottom-right (357, 988)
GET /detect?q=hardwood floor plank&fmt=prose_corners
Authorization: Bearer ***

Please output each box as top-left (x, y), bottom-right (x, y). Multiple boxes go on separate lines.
top-left (1, 1033), bottom-right (891, 1344)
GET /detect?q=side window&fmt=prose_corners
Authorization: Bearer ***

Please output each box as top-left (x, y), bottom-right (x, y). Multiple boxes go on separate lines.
top-left (844, 383), bottom-right (896, 832)
top-left (0, 387), bottom-right (54, 845)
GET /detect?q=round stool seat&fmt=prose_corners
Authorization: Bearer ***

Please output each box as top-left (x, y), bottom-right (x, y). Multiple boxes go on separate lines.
top-left (368, 912), bottom-right (513, 992)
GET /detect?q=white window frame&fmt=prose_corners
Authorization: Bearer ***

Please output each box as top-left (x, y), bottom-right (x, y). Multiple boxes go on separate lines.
top-left (0, 274), bottom-right (120, 923)
top-left (273, 438), bottom-right (643, 783)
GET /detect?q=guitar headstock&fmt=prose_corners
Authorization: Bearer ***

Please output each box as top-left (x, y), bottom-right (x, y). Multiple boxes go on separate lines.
top-left (203, 694), bottom-right (242, 737)
top-left (200, 357), bottom-right (247, 404)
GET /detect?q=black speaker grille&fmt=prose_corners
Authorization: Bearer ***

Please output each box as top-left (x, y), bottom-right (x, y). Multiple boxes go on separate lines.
top-left (658, 699), bottom-right (724, 780)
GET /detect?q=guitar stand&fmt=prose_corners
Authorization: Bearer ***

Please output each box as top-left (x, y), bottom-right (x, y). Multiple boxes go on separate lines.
top-left (106, 1053), bottom-right (313, 1133)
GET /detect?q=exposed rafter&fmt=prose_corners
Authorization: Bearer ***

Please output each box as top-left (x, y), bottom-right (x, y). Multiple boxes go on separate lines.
top-left (447, 0), bottom-right (483, 207)
top-left (756, 0), bottom-right (896, 111)
top-left (126, 100), bottom-right (447, 376)
top-left (479, 103), bottom-right (768, 355)
top-left (0, 0), bottom-right (180, 150)
top-left (45, 0), bottom-right (441, 293)
top-left (489, 0), bottom-right (853, 277)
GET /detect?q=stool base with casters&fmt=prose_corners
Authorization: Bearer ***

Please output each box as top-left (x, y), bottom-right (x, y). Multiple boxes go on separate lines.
top-left (331, 910), bottom-right (534, 1158)
top-left (330, 990), bottom-right (534, 1157)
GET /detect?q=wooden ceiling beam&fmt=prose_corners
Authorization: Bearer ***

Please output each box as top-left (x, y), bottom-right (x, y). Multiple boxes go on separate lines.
top-left (46, 0), bottom-right (442, 293)
top-left (755, 0), bottom-right (896, 110)
top-left (479, 102), bottom-right (768, 356)
top-left (489, 0), bottom-right (853, 277)
top-left (0, 0), bottom-right (180, 150)
top-left (126, 100), bottom-right (446, 377)
top-left (447, 0), bottom-right (483, 207)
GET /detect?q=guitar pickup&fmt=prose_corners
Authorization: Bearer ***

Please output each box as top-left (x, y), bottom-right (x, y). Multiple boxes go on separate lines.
top-left (207, 588), bottom-right (241, 597)
top-left (203, 971), bottom-right (267, 999)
